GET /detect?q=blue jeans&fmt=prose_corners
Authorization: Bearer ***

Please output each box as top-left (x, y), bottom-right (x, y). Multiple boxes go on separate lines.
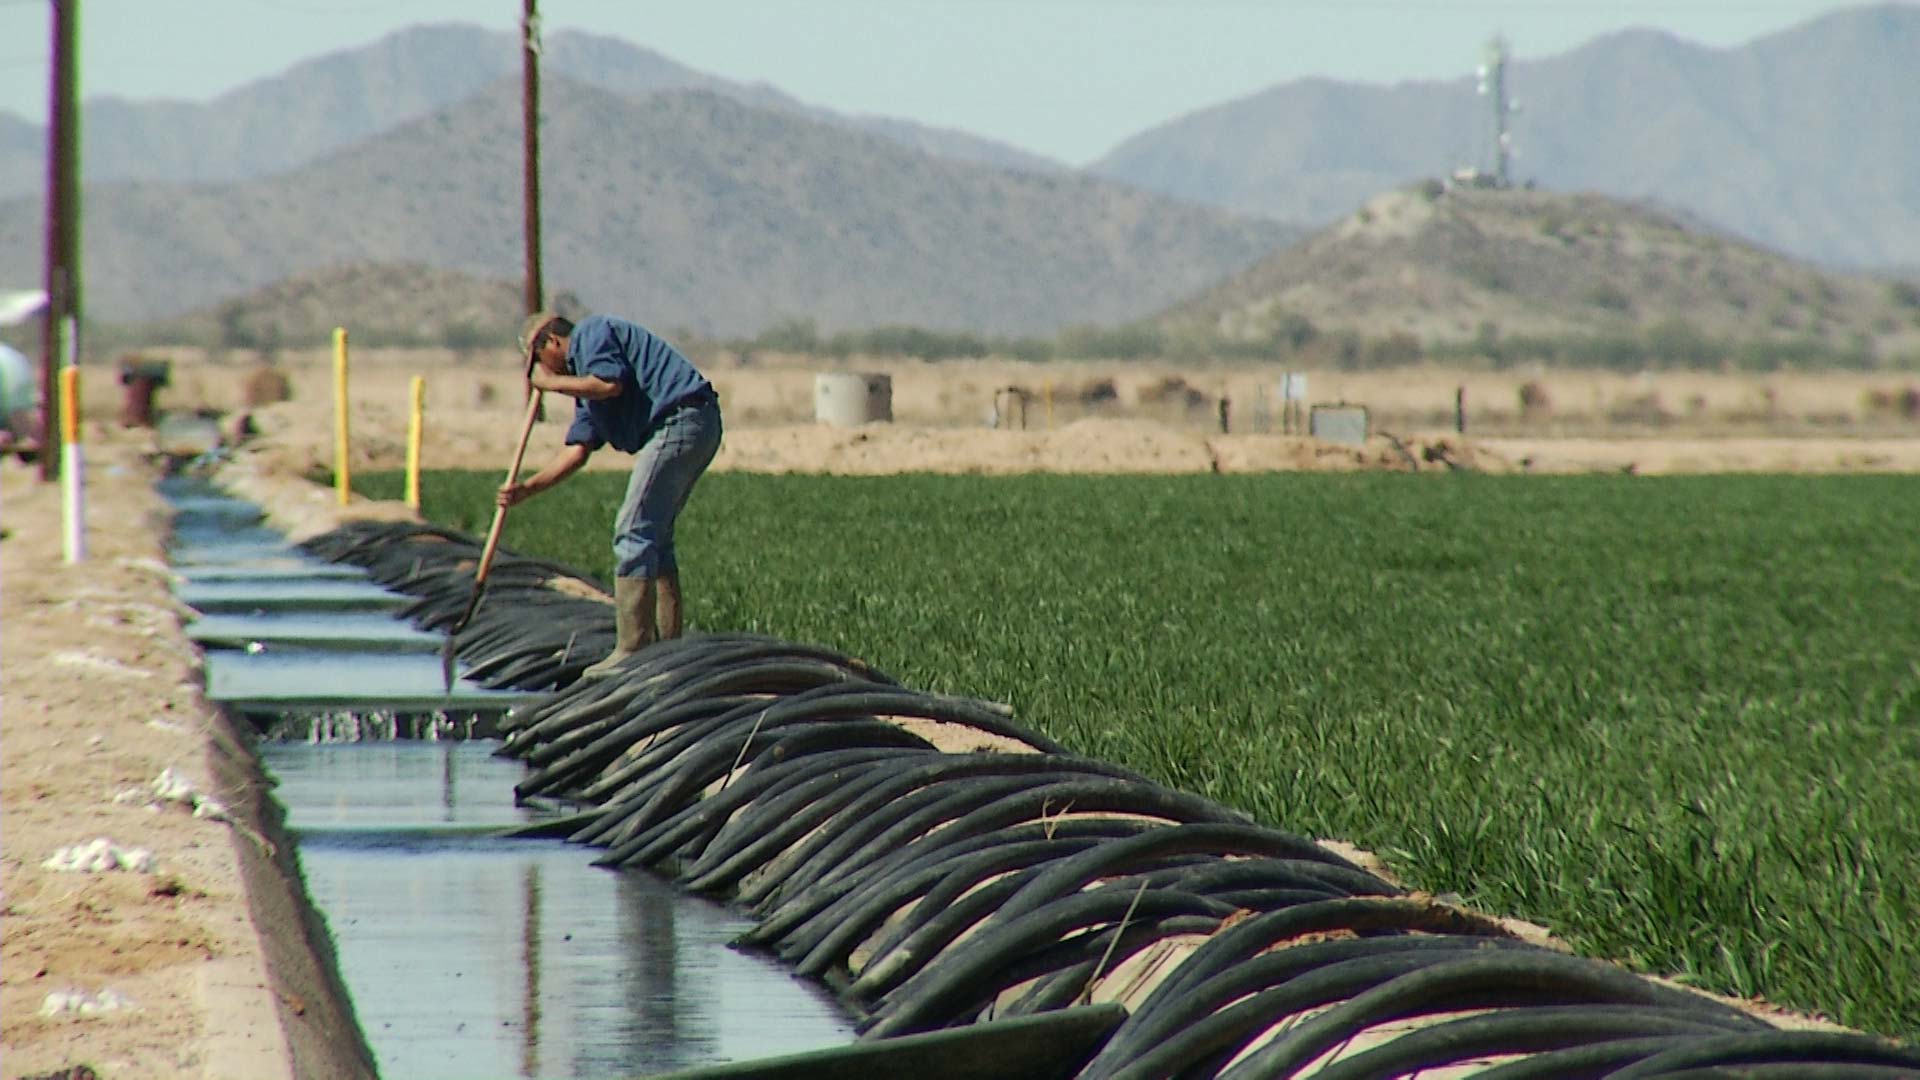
top-left (612, 399), bottom-right (721, 578)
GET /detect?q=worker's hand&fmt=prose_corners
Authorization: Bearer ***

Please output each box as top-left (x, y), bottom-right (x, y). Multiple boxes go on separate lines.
top-left (497, 482), bottom-right (531, 509)
top-left (527, 365), bottom-right (559, 392)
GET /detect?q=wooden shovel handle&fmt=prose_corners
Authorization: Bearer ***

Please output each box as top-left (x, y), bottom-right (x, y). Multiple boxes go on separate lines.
top-left (473, 390), bottom-right (543, 589)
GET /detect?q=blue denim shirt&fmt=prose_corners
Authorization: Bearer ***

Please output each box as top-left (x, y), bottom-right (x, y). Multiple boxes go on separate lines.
top-left (562, 316), bottom-right (713, 453)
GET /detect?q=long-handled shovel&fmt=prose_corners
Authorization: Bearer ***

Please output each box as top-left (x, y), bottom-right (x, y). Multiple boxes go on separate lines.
top-left (441, 390), bottom-right (543, 694)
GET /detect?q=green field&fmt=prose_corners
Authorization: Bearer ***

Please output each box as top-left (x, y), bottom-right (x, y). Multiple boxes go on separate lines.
top-left (357, 468), bottom-right (1920, 1037)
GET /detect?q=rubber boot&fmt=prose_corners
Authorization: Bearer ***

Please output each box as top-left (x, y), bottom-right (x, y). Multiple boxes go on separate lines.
top-left (581, 577), bottom-right (647, 679)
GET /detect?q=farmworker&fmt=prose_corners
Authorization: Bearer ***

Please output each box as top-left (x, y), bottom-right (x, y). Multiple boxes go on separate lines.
top-left (497, 312), bottom-right (723, 678)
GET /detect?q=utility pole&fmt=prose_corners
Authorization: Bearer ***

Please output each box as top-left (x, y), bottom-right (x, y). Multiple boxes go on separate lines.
top-left (521, 0), bottom-right (545, 417)
top-left (522, 0), bottom-right (543, 317)
top-left (40, 0), bottom-right (79, 483)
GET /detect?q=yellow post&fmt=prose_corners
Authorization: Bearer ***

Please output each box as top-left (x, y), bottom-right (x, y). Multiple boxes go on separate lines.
top-left (406, 375), bottom-right (425, 511)
top-left (333, 327), bottom-right (350, 505)
top-left (58, 364), bottom-right (78, 445)
top-left (59, 364), bottom-right (84, 563)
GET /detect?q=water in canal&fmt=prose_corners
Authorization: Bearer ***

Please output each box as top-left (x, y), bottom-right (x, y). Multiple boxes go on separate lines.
top-left (263, 739), bottom-right (855, 1079)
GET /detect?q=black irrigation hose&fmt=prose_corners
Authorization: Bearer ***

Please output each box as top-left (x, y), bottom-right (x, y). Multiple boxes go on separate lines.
top-left (593, 689), bottom-right (1060, 842)
top-left (740, 772), bottom-right (1082, 909)
top-left (1468, 1036), bottom-right (1709, 1080)
top-left (731, 756), bottom-right (1163, 911)
top-left (986, 913), bottom-right (1225, 1021)
top-left (1303, 1006), bottom-right (1755, 1080)
top-left (783, 836), bottom-right (1117, 975)
top-left (517, 692), bottom-right (772, 801)
top-left (1096, 942), bottom-right (1541, 1080)
top-left (768, 778), bottom-right (1253, 914)
top-left (988, 823), bottom-right (1397, 929)
top-left (1213, 950), bottom-right (1773, 1080)
top-left (293, 521), bottom-right (1920, 1079)
top-left (580, 722), bottom-right (902, 855)
top-left (739, 818), bottom-right (1157, 952)
top-left (1603, 1031), bottom-right (1920, 1077)
top-left (679, 765), bottom-right (957, 895)
top-left (863, 885), bottom-right (1240, 1038)
top-left (599, 745), bottom-right (929, 860)
top-left (1081, 906), bottom-right (1537, 1078)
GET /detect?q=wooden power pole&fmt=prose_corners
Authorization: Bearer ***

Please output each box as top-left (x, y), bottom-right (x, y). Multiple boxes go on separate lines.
top-left (522, 0), bottom-right (543, 316)
top-left (40, 0), bottom-right (79, 483)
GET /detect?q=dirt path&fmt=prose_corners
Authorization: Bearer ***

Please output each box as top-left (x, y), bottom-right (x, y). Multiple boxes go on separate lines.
top-left (1, 429), bottom-right (368, 1080)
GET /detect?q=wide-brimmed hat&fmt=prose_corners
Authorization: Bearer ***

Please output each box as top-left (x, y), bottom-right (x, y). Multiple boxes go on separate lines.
top-left (518, 311), bottom-right (562, 375)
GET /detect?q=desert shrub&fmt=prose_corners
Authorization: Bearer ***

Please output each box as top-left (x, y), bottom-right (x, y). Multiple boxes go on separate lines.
top-left (475, 381), bottom-right (498, 407)
top-left (1645, 319), bottom-right (1715, 369)
top-left (1055, 323), bottom-right (1166, 362)
top-left (1586, 282), bottom-right (1632, 312)
top-left (442, 319), bottom-right (491, 358)
top-left (752, 317), bottom-right (823, 354)
top-left (1137, 375), bottom-right (1208, 410)
top-left (240, 363), bottom-right (291, 407)
top-left (1517, 381), bottom-right (1552, 420)
top-left (1075, 378), bottom-right (1119, 406)
top-left (1005, 337), bottom-right (1055, 363)
top-left (1607, 391), bottom-right (1672, 426)
top-left (1459, 254), bottom-right (1510, 293)
top-left (834, 325), bottom-right (989, 362)
top-left (1361, 332), bottom-right (1422, 370)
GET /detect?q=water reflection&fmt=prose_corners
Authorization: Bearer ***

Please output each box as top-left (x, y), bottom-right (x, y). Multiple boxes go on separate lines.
top-left (265, 742), bottom-right (852, 1079)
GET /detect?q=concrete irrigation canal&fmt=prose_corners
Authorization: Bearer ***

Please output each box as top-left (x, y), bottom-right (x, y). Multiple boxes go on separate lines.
top-left (162, 473), bottom-right (1919, 1079)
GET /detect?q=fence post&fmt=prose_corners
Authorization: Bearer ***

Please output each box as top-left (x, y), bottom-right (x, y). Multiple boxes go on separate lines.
top-left (333, 327), bottom-right (350, 505)
top-left (406, 375), bottom-right (425, 511)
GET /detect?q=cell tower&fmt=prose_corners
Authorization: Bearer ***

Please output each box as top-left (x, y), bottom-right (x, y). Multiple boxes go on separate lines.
top-left (1475, 36), bottom-right (1516, 188)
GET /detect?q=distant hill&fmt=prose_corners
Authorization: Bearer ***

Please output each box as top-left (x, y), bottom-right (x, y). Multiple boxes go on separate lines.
top-left (1160, 184), bottom-right (1920, 360)
top-left (113, 263), bottom-right (583, 351)
top-left (1093, 4), bottom-right (1920, 270)
top-left (0, 23), bottom-right (1059, 197)
top-left (0, 80), bottom-right (1290, 336)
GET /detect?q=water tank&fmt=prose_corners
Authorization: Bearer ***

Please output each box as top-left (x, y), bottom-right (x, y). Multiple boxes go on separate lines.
top-left (814, 373), bottom-right (893, 427)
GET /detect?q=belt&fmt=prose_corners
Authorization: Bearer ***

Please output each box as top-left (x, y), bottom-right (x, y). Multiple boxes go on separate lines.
top-left (671, 387), bottom-right (719, 413)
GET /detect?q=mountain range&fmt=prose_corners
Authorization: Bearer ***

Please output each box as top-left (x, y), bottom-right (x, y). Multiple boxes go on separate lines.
top-left (0, 79), bottom-right (1285, 335)
top-left (1, 6), bottom-right (1914, 338)
top-left (1161, 184), bottom-right (1920, 358)
top-left (1092, 4), bottom-right (1920, 270)
top-left (0, 23), bottom-right (1056, 199)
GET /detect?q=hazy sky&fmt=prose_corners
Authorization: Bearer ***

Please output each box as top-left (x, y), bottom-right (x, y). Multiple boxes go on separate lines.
top-left (0, 0), bottom-right (1889, 164)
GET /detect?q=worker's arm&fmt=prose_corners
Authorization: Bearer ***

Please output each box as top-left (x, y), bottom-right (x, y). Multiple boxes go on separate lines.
top-left (498, 442), bottom-right (592, 507)
top-left (529, 365), bottom-right (621, 401)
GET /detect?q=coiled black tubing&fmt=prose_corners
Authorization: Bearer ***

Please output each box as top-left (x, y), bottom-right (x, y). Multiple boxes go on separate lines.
top-left (300, 519), bottom-right (1920, 1078)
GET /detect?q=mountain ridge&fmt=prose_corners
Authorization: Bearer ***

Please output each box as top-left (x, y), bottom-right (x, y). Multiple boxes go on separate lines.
top-left (0, 78), bottom-right (1288, 336)
top-left (1091, 4), bottom-right (1920, 269)
top-left (0, 23), bottom-right (1060, 197)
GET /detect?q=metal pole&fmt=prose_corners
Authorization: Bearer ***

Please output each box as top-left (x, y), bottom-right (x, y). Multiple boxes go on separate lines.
top-left (40, 0), bottom-right (79, 483)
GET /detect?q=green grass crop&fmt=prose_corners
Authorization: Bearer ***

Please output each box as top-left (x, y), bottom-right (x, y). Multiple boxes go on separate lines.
top-left (356, 468), bottom-right (1920, 1037)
